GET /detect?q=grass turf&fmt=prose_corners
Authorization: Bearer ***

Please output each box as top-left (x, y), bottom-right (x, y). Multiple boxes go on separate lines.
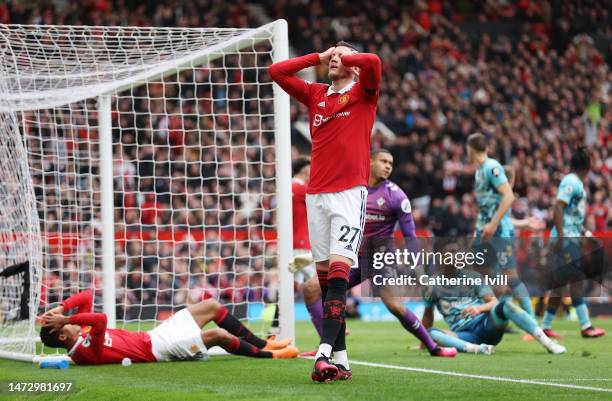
top-left (0, 319), bottom-right (610, 401)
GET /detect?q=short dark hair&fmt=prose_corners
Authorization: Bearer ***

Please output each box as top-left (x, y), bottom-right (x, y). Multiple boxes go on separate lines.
top-left (370, 148), bottom-right (392, 159)
top-left (335, 41), bottom-right (358, 52)
top-left (570, 146), bottom-right (591, 173)
top-left (292, 156), bottom-right (311, 177)
top-left (467, 133), bottom-right (487, 152)
top-left (40, 326), bottom-right (66, 349)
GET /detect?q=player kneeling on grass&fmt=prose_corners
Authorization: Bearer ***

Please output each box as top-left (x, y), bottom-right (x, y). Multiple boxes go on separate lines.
top-left (421, 242), bottom-right (566, 355)
top-left (39, 290), bottom-right (298, 365)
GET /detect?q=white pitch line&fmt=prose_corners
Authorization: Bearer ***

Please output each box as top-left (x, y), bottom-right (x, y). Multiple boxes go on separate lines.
top-left (348, 360), bottom-right (612, 393)
top-left (300, 357), bottom-right (612, 393)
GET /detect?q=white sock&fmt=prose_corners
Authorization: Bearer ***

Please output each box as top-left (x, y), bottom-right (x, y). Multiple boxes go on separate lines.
top-left (315, 343), bottom-right (332, 360)
top-left (464, 343), bottom-right (480, 353)
top-left (333, 350), bottom-right (349, 369)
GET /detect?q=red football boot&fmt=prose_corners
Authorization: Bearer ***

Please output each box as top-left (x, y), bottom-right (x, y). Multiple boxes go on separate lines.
top-left (581, 326), bottom-right (606, 338)
top-left (543, 328), bottom-right (562, 339)
top-left (332, 364), bottom-right (352, 381)
top-left (311, 356), bottom-right (338, 383)
top-left (430, 346), bottom-right (457, 357)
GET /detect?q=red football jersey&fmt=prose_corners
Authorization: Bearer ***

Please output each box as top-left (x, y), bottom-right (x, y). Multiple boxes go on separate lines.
top-left (61, 291), bottom-right (156, 365)
top-left (269, 53), bottom-right (381, 194)
top-left (292, 178), bottom-right (310, 249)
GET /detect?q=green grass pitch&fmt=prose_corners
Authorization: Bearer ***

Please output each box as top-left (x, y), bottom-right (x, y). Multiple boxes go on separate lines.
top-left (0, 319), bottom-right (610, 401)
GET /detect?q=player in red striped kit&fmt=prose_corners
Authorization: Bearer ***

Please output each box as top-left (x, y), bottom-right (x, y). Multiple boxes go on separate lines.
top-left (269, 41), bottom-right (381, 382)
top-left (39, 290), bottom-right (298, 365)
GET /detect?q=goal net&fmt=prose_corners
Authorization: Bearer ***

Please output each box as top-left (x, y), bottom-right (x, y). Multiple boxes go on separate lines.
top-left (0, 20), bottom-right (294, 362)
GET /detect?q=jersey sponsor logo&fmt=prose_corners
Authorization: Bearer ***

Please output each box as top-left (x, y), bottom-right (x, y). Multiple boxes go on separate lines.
top-left (365, 213), bottom-right (386, 221)
top-left (317, 101), bottom-right (325, 108)
top-left (313, 111), bottom-right (351, 127)
top-left (376, 197), bottom-right (385, 207)
top-left (338, 94), bottom-right (349, 104)
top-left (401, 198), bottom-right (411, 213)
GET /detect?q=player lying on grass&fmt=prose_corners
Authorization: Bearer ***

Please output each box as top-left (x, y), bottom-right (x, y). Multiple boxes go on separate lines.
top-left (421, 242), bottom-right (567, 355)
top-left (299, 150), bottom-right (457, 360)
top-left (39, 290), bottom-right (298, 365)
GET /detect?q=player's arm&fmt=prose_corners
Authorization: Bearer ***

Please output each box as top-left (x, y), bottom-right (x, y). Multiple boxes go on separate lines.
top-left (62, 289), bottom-right (94, 314)
top-left (552, 178), bottom-right (574, 239)
top-left (44, 289), bottom-right (93, 317)
top-left (394, 193), bottom-right (421, 257)
top-left (68, 313), bottom-right (108, 351)
top-left (268, 53), bottom-right (322, 106)
top-left (340, 53), bottom-right (382, 98)
top-left (553, 200), bottom-right (566, 238)
top-left (483, 181), bottom-right (514, 238)
top-left (511, 216), bottom-right (545, 231)
top-left (396, 197), bottom-right (416, 239)
top-left (462, 292), bottom-right (498, 316)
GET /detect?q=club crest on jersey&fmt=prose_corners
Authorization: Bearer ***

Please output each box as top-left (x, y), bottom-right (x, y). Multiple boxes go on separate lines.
top-left (376, 197), bottom-right (385, 207)
top-left (338, 94), bottom-right (349, 105)
top-left (492, 167), bottom-right (500, 177)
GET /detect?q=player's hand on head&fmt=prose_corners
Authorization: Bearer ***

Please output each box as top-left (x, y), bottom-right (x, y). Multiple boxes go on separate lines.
top-left (43, 305), bottom-right (64, 318)
top-left (318, 47), bottom-right (335, 65)
top-left (41, 313), bottom-right (68, 330)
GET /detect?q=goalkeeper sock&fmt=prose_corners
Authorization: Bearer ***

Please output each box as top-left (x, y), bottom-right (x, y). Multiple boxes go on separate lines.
top-left (214, 305), bottom-right (267, 349)
top-left (572, 298), bottom-right (592, 330)
top-left (395, 308), bottom-right (438, 353)
top-left (224, 336), bottom-right (272, 358)
top-left (306, 300), bottom-right (323, 338)
top-left (317, 261), bottom-right (349, 359)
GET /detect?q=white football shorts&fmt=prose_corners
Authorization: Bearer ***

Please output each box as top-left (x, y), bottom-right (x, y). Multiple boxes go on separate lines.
top-left (305, 185), bottom-right (367, 266)
top-left (148, 308), bottom-right (208, 362)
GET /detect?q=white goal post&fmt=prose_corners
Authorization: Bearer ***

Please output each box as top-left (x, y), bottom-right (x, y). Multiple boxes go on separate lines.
top-left (0, 19), bottom-right (293, 362)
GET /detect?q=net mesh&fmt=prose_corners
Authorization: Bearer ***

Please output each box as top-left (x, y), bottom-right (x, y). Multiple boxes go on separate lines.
top-left (0, 23), bottom-right (282, 359)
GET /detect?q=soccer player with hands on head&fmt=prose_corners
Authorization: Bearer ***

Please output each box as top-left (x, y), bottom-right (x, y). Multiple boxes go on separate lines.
top-left (269, 41), bottom-right (381, 382)
top-left (40, 290), bottom-right (298, 365)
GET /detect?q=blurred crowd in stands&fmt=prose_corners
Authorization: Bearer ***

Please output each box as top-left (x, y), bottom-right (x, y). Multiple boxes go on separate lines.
top-left (4, 0), bottom-right (610, 308)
